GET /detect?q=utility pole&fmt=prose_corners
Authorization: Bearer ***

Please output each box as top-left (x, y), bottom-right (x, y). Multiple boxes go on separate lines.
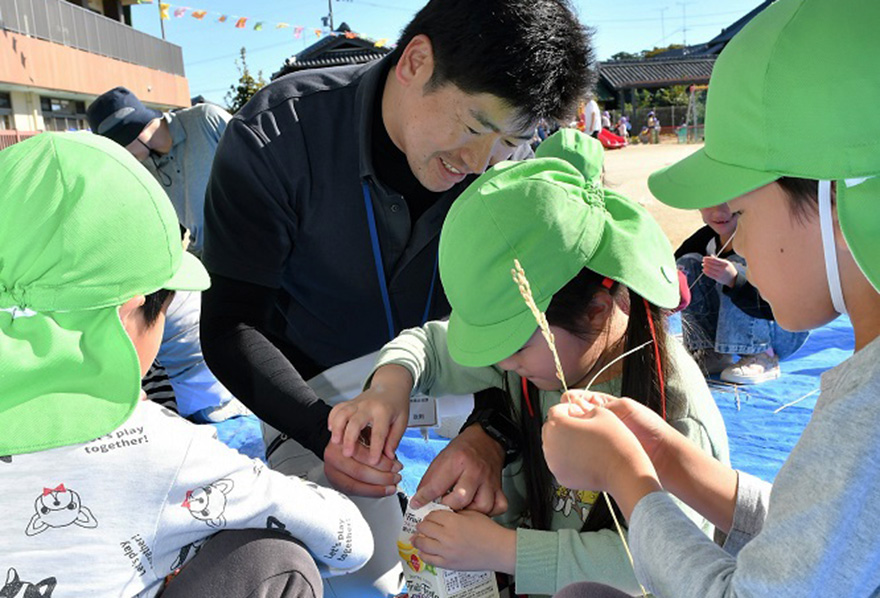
top-left (327, 0), bottom-right (334, 31)
top-left (659, 7), bottom-right (669, 42)
top-left (157, 0), bottom-right (165, 39)
top-left (677, 1), bottom-right (693, 47)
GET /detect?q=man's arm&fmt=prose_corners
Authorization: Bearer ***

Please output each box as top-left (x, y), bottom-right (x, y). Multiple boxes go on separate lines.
top-left (200, 274), bottom-right (332, 456)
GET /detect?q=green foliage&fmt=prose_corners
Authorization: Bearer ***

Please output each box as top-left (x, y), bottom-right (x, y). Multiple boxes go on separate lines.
top-left (609, 50), bottom-right (642, 61)
top-left (654, 85), bottom-right (689, 107)
top-left (225, 47), bottom-right (267, 115)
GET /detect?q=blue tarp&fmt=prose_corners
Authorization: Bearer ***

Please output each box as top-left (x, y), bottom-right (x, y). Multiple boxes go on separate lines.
top-left (214, 315), bottom-right (855, 491)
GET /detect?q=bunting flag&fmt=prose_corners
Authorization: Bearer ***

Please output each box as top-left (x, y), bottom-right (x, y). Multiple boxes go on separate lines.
top-left (145, 2), bottom-right (395, 49)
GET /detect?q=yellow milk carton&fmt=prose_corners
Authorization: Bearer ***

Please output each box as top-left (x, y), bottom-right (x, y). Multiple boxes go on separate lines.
top-left (398, 500), bottom-right (500, 598)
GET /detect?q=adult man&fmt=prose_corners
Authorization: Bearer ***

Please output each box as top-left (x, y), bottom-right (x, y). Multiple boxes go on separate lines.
top-left (87, 87), bottom-right (230, 257)
top-left (201, 0), bottom-right (592, 595)
top-left (87, 88), bottom-right (245, 422)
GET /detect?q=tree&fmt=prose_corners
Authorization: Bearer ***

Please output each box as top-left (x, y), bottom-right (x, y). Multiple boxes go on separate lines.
top-left (609, 50), bottom-right (643, 61)
top-left (225, 47), bottom-right (267, 114)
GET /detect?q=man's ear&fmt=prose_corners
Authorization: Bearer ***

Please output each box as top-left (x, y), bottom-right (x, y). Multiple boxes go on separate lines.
top-left (394, 34), bottom-right (435, 89)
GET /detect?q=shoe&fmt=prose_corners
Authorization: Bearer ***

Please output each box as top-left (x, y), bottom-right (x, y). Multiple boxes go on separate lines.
top-left (196, 398), bottom-right (253, 423)
top-left (692, 349), bottom-right (735, 375)
top-left (720, 353), bottom-right (780, 385)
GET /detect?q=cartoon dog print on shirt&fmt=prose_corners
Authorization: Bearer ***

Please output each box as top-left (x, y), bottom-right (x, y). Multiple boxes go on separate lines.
top-left (182, 479), bottom-right (234, 528)
top-left (25, 484), bottom-right (97, 536)
top-left (1, 567), bottom-right (56, 597)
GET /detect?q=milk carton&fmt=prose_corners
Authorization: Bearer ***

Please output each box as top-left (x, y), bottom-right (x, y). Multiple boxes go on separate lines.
top-left (397, 500), bottom-right (500, 598)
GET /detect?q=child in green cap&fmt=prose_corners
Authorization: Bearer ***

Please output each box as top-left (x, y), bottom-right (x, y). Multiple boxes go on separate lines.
top-left (542, 1), bottom-right (880, 596)
top-left (328, 129), bottom-right (729, 596)
top-left (0, 133), bottom-right (372, 597)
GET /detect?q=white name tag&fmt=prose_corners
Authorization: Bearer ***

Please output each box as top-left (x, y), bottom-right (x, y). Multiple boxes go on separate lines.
top-left (408, 394), bottom-right (438, 428)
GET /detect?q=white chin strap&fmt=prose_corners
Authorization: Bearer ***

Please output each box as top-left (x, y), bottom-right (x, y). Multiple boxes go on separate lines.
top-left (818, 180), bottom-right (846, 315)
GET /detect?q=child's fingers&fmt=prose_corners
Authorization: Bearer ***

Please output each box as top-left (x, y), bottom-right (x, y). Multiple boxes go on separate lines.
top-left (341, 414), bottom-right (371, 457)
top-left (328, 403), bottom-right (354, 444)
top-left (385, 417), bottom-right (409, 461)
top-left (368, 418), bottom-right (391, 465)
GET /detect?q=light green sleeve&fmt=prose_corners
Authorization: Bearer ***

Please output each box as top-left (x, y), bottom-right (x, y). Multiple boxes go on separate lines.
top-left (370, 320), bottom-right (504, 396)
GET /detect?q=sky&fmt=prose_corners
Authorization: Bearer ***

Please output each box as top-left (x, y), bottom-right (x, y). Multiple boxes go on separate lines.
top-left (131, 0), bottom-right (765, 107)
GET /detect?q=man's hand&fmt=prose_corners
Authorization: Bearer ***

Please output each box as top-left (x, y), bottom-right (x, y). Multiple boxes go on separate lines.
top-left (411, 425), bottom-right (507, 515)
top-left (323, 438), bottom-right (402, 498)
top-left (702, 255), bottom-right (738, 287)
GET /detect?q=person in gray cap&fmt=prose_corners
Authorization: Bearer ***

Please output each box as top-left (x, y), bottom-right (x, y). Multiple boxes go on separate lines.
top-left (88, 87), bottom-right (244, 424)
top-left (87, 86), bottom-right (230, 258)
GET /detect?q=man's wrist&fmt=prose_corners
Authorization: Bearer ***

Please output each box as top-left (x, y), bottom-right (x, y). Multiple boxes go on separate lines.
top-left (461, 408), bottom-right (520, 466)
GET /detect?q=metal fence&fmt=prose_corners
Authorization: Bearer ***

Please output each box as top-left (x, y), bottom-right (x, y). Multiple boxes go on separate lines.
top-left (0, 0), bottom-right (184, 77)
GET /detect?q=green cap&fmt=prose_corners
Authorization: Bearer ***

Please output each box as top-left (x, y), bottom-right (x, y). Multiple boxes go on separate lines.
top-left (0, 133), bottom-right (210, 455)
top-left (440, 129), bottom-right (679, 367)
top-left (648, 0), bottom-right (880, 290)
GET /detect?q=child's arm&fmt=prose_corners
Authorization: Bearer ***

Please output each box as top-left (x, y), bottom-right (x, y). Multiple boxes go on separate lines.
top-left (160, 425), bottom-right (374, 577)
top-left (328, 364), bottom-right (414, 465)
top-left (328, 320), bottom-right (504, 469)
top-left (546, 395), bottom-right (738, 530)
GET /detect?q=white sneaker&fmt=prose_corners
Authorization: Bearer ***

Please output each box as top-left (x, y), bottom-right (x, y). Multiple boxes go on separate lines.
top-left (692, 349), bottom-right (735, 375)
top-left (197, 398), bottom-right (253, 423)
top-left (720, 353), bottom-right (780, 385)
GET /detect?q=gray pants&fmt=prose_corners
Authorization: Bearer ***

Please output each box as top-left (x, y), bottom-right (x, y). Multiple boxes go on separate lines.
top-left (162, 529), bottom-right (322, 598)
top-left (553, 582), bottom-right (631, 598)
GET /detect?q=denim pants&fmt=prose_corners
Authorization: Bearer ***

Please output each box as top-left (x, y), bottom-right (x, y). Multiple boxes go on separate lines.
top-left (677, 253), bottom-right (808, 359)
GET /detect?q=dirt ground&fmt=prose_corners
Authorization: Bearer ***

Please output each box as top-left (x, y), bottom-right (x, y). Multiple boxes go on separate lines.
top-left (602, 139), bottom-right (705, 248)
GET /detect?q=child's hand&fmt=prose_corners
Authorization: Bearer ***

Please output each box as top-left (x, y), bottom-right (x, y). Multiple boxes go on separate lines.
top-left (328, 365), bottom-right (413, 465)
top-left (702, 255), bottom-right (738, 287)
top-left (563, 391), bottom-right (673, 465)
top-left (413, 510), bottom-right (516, 573)
top-left (543, 402), bottom-right (661, 518)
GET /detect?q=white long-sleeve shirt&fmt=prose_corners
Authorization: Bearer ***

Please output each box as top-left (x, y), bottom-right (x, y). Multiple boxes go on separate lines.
top-left (1, 401), bottom-right (372, 597)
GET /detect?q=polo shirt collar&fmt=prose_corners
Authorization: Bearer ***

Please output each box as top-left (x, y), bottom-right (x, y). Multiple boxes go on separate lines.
top-left (356, 55), bottom-right (394, 180)
top-left (164, 110), bottom-right (187, 149)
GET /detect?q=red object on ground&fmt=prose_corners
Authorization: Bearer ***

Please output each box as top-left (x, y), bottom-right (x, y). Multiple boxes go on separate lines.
top-left (598, 128), bottom-right (627, 149)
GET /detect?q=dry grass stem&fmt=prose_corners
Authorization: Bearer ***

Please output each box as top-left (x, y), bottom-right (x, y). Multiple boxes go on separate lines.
top-left (510, 259), bottom-right (647, 598)
top-left (511, 259), bottom-right (568, 394)
top-left (773, 388), bottom-right (820, 414)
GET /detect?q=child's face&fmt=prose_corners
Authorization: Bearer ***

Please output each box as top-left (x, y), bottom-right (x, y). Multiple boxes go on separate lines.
top-left (496, 325), bottom-right (603, 391)
top-left (728, 183), bottom-right (836, 331)
top-left (699, 203), bottom-right (738, 239)
top-left (119, 295), bottom-right (172, 377)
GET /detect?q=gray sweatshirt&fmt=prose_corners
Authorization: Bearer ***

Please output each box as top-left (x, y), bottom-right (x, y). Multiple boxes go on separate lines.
top-left (629, 333), bottom-right (880, 597)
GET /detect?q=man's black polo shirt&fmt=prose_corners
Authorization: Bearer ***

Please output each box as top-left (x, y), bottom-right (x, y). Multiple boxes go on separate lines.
top-left (206, 58), bottom-right (466, 369)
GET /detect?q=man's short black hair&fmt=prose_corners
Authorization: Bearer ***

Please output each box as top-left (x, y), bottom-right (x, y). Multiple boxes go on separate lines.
top-left (391, 0), bottom-right (595, 125)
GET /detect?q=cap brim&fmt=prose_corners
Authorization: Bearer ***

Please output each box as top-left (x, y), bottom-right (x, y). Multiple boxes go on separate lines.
top-left (648, 147), bottom-right (778, 209)
top-left (838, 177), bottom-right (880, 294)
top-left (165, 252), bottom-right (210, 292)
top-left (447, 296), bottom-right (550, 368)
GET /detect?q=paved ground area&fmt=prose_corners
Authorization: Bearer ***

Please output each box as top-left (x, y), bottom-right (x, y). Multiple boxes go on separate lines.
top-left (602, 140), bottom-right (705, 248)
